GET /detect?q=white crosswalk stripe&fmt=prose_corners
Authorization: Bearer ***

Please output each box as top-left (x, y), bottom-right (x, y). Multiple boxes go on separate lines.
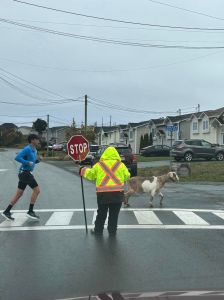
top-left (213, 212), bottom-right (224, 221)
top-left (92, 211), bottom-right (109, 225)
top-left (0, 212), bottom-right (27, 227)
top-left (0, 208), bottom-right (224, 231)
top-left (134, 211), bottom-right (162, 225)
top-left (45, 212), bottom-right (74, 226)
top-left (173, 211), bottom-right (209, 225)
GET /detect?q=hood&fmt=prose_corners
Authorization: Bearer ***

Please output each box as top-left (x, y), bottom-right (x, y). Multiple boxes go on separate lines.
top-left (100, 146), bottom-right (121, 161)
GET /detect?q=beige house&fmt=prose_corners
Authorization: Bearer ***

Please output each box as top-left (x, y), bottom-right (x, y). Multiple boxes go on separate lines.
top-left (190, 107), bottom-right (224, 145)
top-left (127, 122), bottom-right (149, 153)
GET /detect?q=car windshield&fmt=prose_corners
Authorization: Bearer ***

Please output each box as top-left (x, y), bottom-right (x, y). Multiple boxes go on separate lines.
top-left (116, 147), bottom-right (132, 155)
top-left (172, 141), bottom-right (183, 147)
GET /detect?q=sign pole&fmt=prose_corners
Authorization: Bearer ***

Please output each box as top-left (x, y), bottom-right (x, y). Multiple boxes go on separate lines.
top-left (79, 155), bottom-right (88, 234)
top-left (67, 135), bottom-right (90, 235)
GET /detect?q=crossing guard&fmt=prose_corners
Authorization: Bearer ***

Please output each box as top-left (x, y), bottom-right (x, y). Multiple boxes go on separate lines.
top-left (80, 146), bottom-right (130, 236)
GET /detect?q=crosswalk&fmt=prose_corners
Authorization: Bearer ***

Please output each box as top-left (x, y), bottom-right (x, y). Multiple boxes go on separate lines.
top-left (1, 208), bottom-right (224, 231)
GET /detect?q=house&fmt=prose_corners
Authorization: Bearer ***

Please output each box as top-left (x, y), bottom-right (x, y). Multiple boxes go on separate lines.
top-left (190, 107), bottom-right (224, 145)
top-left (18, 126), bottom-right (38, 136)
top-left (42, 126), bottom-right (70, 144)
top-left (149, 118), bottom-right (166, 145)
top-left (97, 126), bottom-right (118, 145)
top-left (127, 121), bottom-right (149, 154)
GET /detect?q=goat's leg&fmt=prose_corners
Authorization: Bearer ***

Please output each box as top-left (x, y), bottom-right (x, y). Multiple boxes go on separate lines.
top-left (159, 192), bottom-right (164, 207)
top-left (124, 189), bottom-right (135, 208)
top-left (149, 192), bottom-right (155, 207)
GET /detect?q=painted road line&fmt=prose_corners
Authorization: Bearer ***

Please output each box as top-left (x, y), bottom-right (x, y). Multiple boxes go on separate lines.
top-left (92, 211), bottom-right (108, 225)
top-left (2, 224), bottom-right (224, 232)
top-left (213, 212), bottom-right (224, 221)
top-left (134, 211), bottom-right (162, 225)
top-left (45, 212), bottom-right (74, 226)
top-left (0, 213), bottom-right (28, 227)
top-left (1, 208), bottom-right (224, 213)
top-left (0, 169), bottom-right (8, 172)
top-left (173, 211), bottom-right (209, 225)
top-left (179, 291), bottom-right (214, 296)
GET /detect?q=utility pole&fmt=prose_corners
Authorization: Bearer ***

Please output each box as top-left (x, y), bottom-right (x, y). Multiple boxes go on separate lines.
top-left (84, 95), bottom-right (87, 136)
top-left (46, 114), bottom-right (49, 157)
top-left (197, 104), bottom-right (201, 113)
top-left (110, 115), bottom-right (112, 127)
top-left (177, 109), bottom-right (181, 116)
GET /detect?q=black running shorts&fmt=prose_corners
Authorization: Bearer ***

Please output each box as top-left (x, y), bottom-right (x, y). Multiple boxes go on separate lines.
top-left (18, 171), bottom-right (38, 191)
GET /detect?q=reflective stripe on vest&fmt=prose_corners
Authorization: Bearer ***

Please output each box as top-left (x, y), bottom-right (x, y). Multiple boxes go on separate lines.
top-left (96, 161), bottom-right (124, 193)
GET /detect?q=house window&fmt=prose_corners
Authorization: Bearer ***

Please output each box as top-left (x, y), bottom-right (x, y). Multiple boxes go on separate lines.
top-left (151, 128), bottom-right (155, 137)
top-left (202, 120), bottom-right (209, 131)
top-left (129, 130), bottom-right (134, 140)
top-left (192, 122), bottom-right (198, 131)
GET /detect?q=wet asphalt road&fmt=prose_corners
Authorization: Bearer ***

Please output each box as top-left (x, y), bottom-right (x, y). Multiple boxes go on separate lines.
top-left (1, 149), bottom-right (224, 300)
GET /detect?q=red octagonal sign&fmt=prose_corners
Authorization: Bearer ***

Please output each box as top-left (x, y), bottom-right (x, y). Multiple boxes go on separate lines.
top-left (67, 135), bottom-right (90, 161)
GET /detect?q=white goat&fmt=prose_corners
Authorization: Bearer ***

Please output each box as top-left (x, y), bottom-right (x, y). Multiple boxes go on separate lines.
top-left (124, 172), bottom-right (179, 208)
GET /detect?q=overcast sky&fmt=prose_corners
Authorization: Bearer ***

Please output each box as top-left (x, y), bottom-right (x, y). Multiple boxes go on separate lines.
top-left (0, 0), bottom-right (224, 128)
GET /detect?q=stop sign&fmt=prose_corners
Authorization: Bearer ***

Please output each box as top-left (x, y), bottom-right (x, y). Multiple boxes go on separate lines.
top-left (67, 135), bottom-right (90, 161)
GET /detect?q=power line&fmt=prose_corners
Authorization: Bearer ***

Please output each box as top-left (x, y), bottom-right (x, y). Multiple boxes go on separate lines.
top-left (0, 50), bottom-right (222, 73)
top-left (6, 19), bottom-right (224, 34)
top-left (1, 18), bottom-right (224, 50)
top-left (0, 67), bottom-right (81, 103)
top-left (0, 67), bottom-right (66, 100)
top-left (147, 0), bottom-right (224, 21)
top-left (0, 98), bottom-right (83, 107)
top-left (88, 97), bottom-right (177, 114)
top-left (0, 114), bottom-right (46, 118)
top-left (12, 0), bottom-right (224, 31)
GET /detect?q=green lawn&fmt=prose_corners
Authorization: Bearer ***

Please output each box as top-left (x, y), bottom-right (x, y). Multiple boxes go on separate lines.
top-left (137, 155), bottom-right (170, 162)
top-left (138, 161), bottom-right (224, 182)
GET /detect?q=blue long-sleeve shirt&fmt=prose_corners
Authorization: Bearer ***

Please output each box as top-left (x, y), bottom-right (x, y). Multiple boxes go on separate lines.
top-left (15, 145), bottom-right (39, 173)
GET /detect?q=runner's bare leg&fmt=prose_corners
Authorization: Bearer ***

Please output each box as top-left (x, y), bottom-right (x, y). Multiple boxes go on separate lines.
top-left (30, 186), bottom-right (40, 204)
top-left (10, 188), bottom-right (24, 205)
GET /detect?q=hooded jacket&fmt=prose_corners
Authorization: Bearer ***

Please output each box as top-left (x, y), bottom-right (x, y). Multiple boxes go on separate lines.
top-left (81, 146), bottom-right (130, 192)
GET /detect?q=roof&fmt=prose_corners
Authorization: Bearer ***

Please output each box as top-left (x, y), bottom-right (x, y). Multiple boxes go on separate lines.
top-left (18, 126), bottom-right (32, 129)
top-left (166, 113), bottom-right (192, 123)
top-left (191, 107), bottom-right (224, 119)
top-left (119, 124), bottom-right (128, 129)
top-left (50, 126), bottom-right (69, 131)
top-left (129, 121), bottom-right (148, 128)
top-left (200, 107), bottom-right (224, 118)
top-left (150, 118), bottom-right (165, 125)
top-left (102, 126), bottom-right (118, 133)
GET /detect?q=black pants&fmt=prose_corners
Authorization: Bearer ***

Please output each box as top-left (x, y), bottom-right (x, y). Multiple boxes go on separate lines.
top-left (95, 202), bottom-right (122, 234)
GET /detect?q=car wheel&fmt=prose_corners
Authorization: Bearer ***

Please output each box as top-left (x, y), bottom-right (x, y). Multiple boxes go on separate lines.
top-left (174, 157), bottom-right (181, 161)
top-left (184, 152), bottom-right (193, 162)
top-left (216, 152), bottom-right (224, 161)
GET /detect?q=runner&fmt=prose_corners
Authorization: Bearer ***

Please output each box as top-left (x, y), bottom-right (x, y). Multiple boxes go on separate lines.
top-left (1, 134), bottom-right (43, 221)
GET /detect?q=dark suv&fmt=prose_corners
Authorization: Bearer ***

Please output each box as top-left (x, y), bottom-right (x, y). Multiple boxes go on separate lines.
top-left (94, 143), bottom-right (137, 176)
top-left (170, 139), bottom-right (224, 162)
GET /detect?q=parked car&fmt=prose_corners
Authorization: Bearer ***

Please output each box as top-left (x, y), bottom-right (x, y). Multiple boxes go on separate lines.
top-left (94, 143), bottom-right (137, 177)
top-left (140, 145), bottom-right (171, 157)
top-left (52, 144), bottom-right (64, 151)
top-left (79, 145), bottom-right (100, 165)
top-left (170, 139), bottom-right (224, 162)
